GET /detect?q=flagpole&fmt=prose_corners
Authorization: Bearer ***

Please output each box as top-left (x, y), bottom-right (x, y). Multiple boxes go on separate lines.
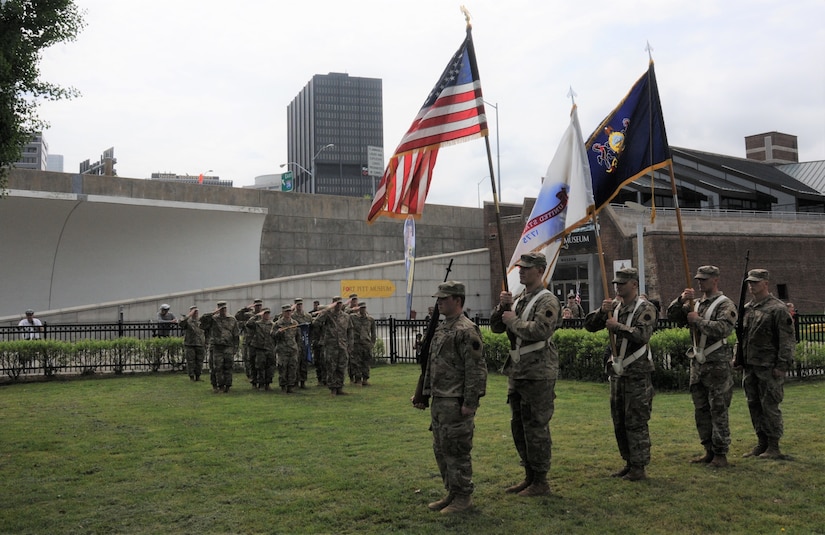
top-left (485, 136), bottom-right (509, 292)
top-left (592, 210), bottom-right (619, 360)
top-left (463, 6), bottom-right (509, 292)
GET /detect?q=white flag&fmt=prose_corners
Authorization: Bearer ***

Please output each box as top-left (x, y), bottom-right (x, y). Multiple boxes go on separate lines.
top-left (506, 105), bottom-right (594, 294)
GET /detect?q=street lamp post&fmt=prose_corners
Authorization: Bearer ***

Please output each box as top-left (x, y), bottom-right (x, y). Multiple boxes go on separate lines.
top-left (310, 143), bottom-right (335, 194)
top-left (483, 100), bottom-right (500, 199)
top-left (477, 176), bottom-right (489, 208)
top-left (280, 143), bottom-right (334, 194)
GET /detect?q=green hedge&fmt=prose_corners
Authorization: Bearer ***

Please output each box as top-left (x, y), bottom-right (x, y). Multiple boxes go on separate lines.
top-left (0, 337), bottom-right (186, 380)
top-left (3, 331), bottom-right (822, 389)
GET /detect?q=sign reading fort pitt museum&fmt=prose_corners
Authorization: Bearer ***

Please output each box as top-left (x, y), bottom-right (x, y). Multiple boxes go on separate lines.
top-left (561, 223), bottom-right (595, 252)
top-left (341, 280), bottom-right (397, 298)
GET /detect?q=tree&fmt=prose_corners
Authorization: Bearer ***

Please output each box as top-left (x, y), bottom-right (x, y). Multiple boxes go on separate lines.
top-left (0, 0), bottom-right (85, 191)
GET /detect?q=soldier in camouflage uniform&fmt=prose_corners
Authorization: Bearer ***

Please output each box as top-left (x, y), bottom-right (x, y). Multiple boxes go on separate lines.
top-left (246, 307), bottom-right (276, 391)
top-left (179, 305), bottom-right (206, 381)
top-left (584, 267), bottom-right (658, 481)
top-left (198, 311), bottom-right (216, 389)
top-left (312, 296), bottom-right (352, 396)
top-left (291, 298), bottom-right (313, 389)
top-left (310, 301), bottom-right (326, 386)
top-left (235, 299), bottom-right (263, 388)
top-left (414, 281), bottom-right (487, 515)
top-left (740, 269), bottom-right (795, 460)
top-left (344, 293), bottom-right (360, 315)
top-left (667, 265), bottom-right (737, 468)
top-left (200, 301), bottom-right (240, 393)
top-left (273, 304), bottom-right (302, 393)
top-left (349, 302), bottom-right (377, 386)
top-left (490, 252), bottom-right (561, 497)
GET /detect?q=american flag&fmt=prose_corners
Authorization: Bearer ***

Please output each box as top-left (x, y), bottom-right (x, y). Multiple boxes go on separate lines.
top-left (367, 28), bottom-right (487, 223)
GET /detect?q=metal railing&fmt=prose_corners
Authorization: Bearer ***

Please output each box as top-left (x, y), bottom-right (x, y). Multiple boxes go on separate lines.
top-left (1, 315), bottom-right (822, 381)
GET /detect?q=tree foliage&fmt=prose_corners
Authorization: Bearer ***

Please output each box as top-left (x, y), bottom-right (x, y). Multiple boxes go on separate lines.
top-left (0, 0), bottom-right (85, 189)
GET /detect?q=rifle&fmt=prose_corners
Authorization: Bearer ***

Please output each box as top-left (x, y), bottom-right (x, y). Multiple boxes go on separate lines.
top-left (411, 259), bottom-right (453, 408)
top-left (733, 250), bottom-right (750, 368)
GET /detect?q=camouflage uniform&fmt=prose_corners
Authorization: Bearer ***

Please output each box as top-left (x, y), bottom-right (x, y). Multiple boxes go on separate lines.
top-left (201, 305), bottom-right (240, 392)
top-left (310, 307), bottom-right (326, 385)
top-left (313, 302), bottom-right (352, 393)
top-left (491, 285), bottom-right (561, 481)
top-left (179, 311), bottom-right (206, 381)
top-left (198, 313), bottom-right (216, 389)
top-left (349, 306), bottom-right (376, 384)
top-left (292, 305), bottom-right (313, 387)
top-left (742, 285), bottom-right (795, 451)
top-left (273, 314), bottom-right (302, 392)
top-left (246, 313), bottom-right (276, 389)
top-left (235, 303), bottom-right (261, 386)
top-left (667, 288), bottom-right (737, 457)
top-left (423, 309), bottom-right (487, 500)
top-left (585, 291), bottom-right (658, 471)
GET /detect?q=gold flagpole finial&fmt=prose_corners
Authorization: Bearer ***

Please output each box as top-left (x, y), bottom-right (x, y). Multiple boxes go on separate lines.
top-left (645, 41), bottom-right (654, 63)
top-left (461, 5), bottom-right (472, 29)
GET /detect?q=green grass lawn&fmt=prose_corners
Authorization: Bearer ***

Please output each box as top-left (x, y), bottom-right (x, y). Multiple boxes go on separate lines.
top-left (1, 365), bottom-right (823, 534)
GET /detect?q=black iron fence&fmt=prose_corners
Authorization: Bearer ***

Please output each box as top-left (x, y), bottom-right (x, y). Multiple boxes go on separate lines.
top-left (1, 315), bottom-right (823, 382)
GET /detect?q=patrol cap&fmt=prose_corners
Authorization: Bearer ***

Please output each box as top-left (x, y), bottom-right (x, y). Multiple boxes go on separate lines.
top-left (281, 304), bottom-right (292, 311)
top-left (348, 293), bottom-right (358, 299)
top-left (294, 298), bottom-right (303, 303)
top-left (332, 296), bottom-right (342, 302)
top-left (25, 309), bottom-right (34, 315)
top-left (217, 300), bottom-right (227, 309)
top-left (433, 281), bottom-right (466, 298)
top-left (612, 267), bottom-right (639, 284)
top-left (694, 265), bottom-right (720, 279)
top-left (746, 269), bottom-right (770, 282)
top-left (515, 252), bottom-right (547, 269)
top-left (253, 299), bottom-right (263, 305)
top-left (358, 302), bottom-right (367, 309)
top-left (160, 304), bottom-right (170, 310)
top-left (189, 305), bottom-right (198, 311)
top-left (261, 307), bottom-right (271, 314)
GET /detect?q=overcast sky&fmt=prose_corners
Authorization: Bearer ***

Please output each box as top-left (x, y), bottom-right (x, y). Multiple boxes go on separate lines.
top-left (37, 0), bottom-right (825, 208)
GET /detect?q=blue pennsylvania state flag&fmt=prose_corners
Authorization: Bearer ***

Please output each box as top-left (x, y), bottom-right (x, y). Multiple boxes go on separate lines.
top-left (585, 61), bottom-right (671, 211)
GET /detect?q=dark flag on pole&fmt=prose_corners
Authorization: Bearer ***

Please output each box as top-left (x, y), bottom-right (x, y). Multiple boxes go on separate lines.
top-left (585, 61), bottom-right (671, 212)
top-left (367, 26), bottom-right (488, 223)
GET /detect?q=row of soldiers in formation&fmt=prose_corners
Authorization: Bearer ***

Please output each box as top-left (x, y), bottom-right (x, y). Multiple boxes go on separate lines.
top-left (174, 294), bottom-right (376, 395)
top-left (414, 253), bottom-right (795, 515)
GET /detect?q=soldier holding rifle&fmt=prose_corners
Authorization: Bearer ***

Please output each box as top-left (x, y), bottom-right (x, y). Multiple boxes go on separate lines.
top-left (667, 266), bottom-right (737, 468)
top-left (413, 281), bottom-right (486, 515)
top-left (740, 269), bottom-right (795, 460)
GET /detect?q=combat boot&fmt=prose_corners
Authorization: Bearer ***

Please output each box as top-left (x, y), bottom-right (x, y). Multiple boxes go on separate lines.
top-left (611, 464), bottom-right (631, 478)
top-left (427, 492), bottom-right (454, 511)
top-left (758, 438), bottom-right (782, 459)
top-left (708, 454), bottom-right (728, 468)
top-left (622, 465), bottom-right (647, 481)
top-left (361, 379), bottom-right (371, 386)
top-left (743, 433), bottom-right (768, 458)
top-left (690, 449), bottom-right (714, 464)
top-left (505, 467), bottom-right (534, 493)
top-left (440, 494), bottom-right (473, 514)
top-left (222, 385), bottom-right (230, 393)
top-left (518, 472), bottom-right (551, 497)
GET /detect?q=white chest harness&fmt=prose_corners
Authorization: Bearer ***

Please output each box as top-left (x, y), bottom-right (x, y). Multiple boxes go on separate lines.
top-left (688, 295), bottom-right (731, 364)
top-left (611, 299), bottom-right (651, 376)
top-left (507, 289), bottom-right (551, 364)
